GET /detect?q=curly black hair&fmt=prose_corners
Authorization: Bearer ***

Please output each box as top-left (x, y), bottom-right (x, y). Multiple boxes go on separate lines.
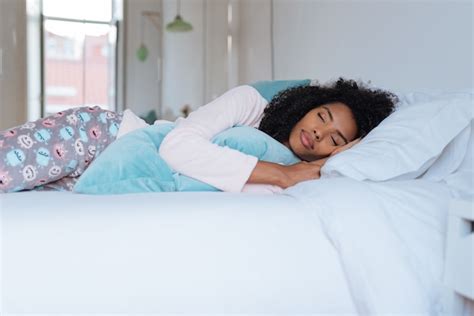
top-left (258, 78), bottom-right (398, 142)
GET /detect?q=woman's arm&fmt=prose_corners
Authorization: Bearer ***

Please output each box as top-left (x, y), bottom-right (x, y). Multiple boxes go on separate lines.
top-left (248, 158), bottom-right (328, 189)
top-left (159, 85), bottom-right (268, 192)
top-left (244, 137), bottom-right (358, 192)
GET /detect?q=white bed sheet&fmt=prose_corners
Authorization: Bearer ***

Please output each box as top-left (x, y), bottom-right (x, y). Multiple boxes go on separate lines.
top-left (1, 174), bottom-right (463, 315)
top-left (285, 177), bottom-right (457, 315)
top-left (0, 191), bottom-right (356, 314)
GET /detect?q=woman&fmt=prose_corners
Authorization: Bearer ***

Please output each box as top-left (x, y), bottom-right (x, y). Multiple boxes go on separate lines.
top-left (159, 77), bottom-right (397, 193)
top-left (0, 77), bottom-right (397, 193)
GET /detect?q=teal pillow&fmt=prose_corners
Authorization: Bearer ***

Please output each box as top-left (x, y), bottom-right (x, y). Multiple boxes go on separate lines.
top-left (249, 79), bottom-right (311, 102)
top-left (73, 123), bottom-right (300, 194)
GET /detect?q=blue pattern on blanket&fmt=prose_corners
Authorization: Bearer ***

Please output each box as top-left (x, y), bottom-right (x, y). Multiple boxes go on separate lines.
top-left (73, 123), bottom-right (301, 194)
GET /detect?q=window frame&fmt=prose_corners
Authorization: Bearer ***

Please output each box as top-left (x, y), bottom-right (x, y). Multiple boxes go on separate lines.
top-left (40, 0), bottom-right (119, 116)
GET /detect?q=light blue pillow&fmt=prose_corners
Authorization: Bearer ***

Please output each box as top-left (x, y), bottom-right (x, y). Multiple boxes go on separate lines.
top-left (73, 123), bottom-right (300, 194)
top-left (249, 79), bottom-right (311, 102)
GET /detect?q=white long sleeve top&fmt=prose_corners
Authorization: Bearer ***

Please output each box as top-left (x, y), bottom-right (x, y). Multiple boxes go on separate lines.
top-left (117, 85), bottom-right (284, 194)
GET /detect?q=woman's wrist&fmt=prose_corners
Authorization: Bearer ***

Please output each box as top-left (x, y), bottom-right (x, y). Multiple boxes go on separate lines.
top-left (247, 161), bottom-right (287, 187)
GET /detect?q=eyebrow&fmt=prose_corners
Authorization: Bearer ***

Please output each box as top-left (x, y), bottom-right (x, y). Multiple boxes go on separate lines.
top-left (322, 106), bottom-right (348, 145)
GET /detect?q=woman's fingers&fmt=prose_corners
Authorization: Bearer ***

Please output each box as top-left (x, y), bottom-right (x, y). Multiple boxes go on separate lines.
top-left (281, 162), bottom-right (322, 188)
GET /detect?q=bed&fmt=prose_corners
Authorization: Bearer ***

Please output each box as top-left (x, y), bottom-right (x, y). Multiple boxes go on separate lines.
top-left (1, 90), bottom-right (473, 315)
top-left (1, 190), bottom-right (357, 314)
top-left (0, 175), bottom-right (466, 315)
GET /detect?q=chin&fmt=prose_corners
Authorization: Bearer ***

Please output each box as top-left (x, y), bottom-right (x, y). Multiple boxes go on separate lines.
top-left (303, 156), bottom-right (317, 162)
top-left (303, 153), bottom-right (328, 162)
top-left (296, 152), bottom-right (315, 162)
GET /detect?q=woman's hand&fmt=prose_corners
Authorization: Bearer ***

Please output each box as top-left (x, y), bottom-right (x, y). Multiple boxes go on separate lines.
top-left (248, 159), bottom-right (327, 189)
top-left (330, 137), bottom-right (361, 157)
top-left (278, 138), bottom-right (361, 188)
top-left (278, 160), bottom-right (325, 189)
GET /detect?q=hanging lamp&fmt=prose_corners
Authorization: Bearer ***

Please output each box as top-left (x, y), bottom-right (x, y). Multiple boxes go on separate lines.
top-left (136, 15), bottom-right (148, 61)
top-left (166, 0), bottom-right (193, 32)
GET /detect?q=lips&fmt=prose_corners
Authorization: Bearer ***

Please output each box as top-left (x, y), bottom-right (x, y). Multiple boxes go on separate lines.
top-left (300, 129), bottom-right (314, 150)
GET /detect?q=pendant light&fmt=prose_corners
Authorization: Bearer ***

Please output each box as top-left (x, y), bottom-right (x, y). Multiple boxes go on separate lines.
top-left (136, 11), bottom-right (161, 61)
top-left (136, 15), bottom-right (148, 61)
top-left (166, 0), bottom-right (193, 32)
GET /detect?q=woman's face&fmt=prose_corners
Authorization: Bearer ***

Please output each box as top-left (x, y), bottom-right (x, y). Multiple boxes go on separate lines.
top-left (284, 102), bottom-right (358, 161)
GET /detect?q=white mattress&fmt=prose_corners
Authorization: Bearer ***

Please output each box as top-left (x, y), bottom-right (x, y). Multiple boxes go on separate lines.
top-left (0, 191), bottom-right (356, 314)
top-left (1, 175), bottom-right (461, 315)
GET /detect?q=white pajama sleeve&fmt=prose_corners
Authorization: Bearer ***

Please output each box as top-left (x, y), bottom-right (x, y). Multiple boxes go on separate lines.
top-left (159, 85), bottom-right (269, 192)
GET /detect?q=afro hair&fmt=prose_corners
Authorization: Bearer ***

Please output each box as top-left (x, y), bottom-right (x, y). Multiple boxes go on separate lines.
top-left (258, 77), bottom-right (398, 143)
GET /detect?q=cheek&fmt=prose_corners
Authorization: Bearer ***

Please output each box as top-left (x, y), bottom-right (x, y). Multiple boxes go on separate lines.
top-left (343, 118), bottom-right (358, 140)
top-left (289, 129), bottom-right (301, 149)
top-left (312, 138), bottom-right (334, 158)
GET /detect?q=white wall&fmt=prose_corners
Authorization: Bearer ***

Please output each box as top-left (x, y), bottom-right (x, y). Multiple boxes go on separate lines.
top-left (123, 0), bottom-right (162, 117)
top-left (203, 0), bottom-right (273, 100)
top-left (203, 0), bottom-right (228, 102)
top-left (272, 0), bottom-right (473, 93)
top-left (139, 0), bottom-right (473, 120)
top-left (161, 0), bottom-right (205, 120)
top-left (0, 0), bottom-right (28, 130)
top-left (161, 0), bottom-right (273, 120)
top-left (237, 0), bottom-right (273, 85)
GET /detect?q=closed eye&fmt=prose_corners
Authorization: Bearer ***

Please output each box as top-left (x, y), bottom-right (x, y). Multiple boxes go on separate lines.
top-left (331, 136), bottom-right (337, 146)
top-left (318, 113), bottom-right (325, 122)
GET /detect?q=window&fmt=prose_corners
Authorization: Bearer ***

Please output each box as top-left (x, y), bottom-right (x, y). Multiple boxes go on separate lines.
top-left (41, 0), bottom-right (119, 115)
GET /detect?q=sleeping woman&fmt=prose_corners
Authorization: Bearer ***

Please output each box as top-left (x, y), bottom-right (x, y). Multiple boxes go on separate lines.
top-left (0, 77), bottom-right (397, 193)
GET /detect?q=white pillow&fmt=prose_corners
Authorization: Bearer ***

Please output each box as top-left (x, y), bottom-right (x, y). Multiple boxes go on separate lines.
top-left (321, 95), bottom-right (473, 181)
top-left (116, 109), bottom-right (149, 139)
top-left (419, 121), bottom-right (471, 181)
top-left (440, 120), bottom-right (473, 198)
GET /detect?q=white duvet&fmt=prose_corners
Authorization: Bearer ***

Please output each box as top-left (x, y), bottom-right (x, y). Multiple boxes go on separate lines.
top-left (1, 175), bottom-right (461, 315)
top-left (285, 177), bottom-right (453, 315)
top-left (1, 191), bottom-right (357, 314)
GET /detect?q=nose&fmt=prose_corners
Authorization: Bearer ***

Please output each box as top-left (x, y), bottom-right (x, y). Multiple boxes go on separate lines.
top-left (313, 129), bottom-right (321, 141)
